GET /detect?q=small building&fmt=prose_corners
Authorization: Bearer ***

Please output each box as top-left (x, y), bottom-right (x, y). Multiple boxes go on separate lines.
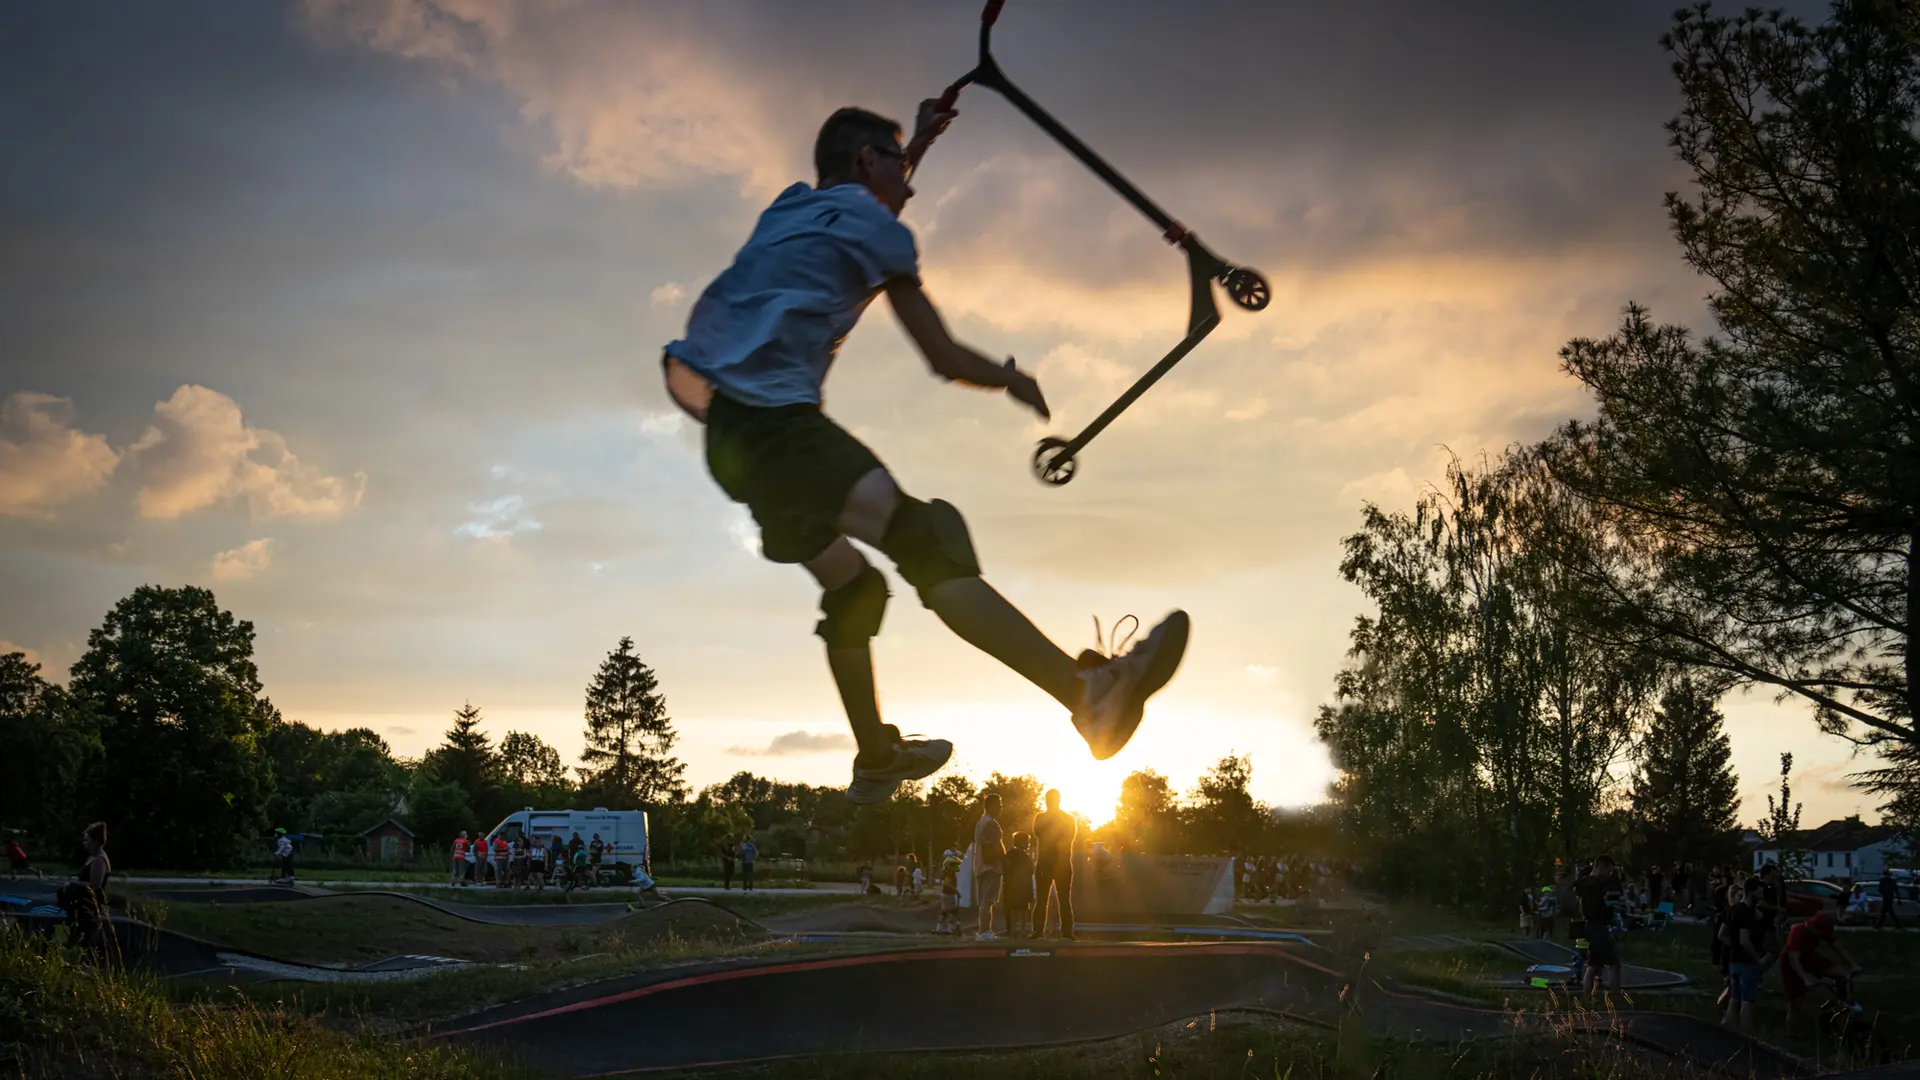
top-left (359, 819), bottom-right (419, 863)
top-left (1751, 816), bottom-right (1907, 881)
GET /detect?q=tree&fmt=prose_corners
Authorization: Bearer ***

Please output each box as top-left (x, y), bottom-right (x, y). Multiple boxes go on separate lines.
top-left (0, 652), bottom-right (95, 844)
top-left (1186, 754), bottom-right (1265, 856)
top-left (1759, 752), bottom-right (1808, 877)
top-left (405, 773), bottom-right (475, 851)
top-left (1540, 3), bottom-right (1920, 811)
top-left (263, 721), bottom-right (402, 832)
top-left (1109, 769), bottom-right (1181, 853)
top-left (927, 774), bottom-right (979, 854)
top-left (579, 637), bottom-right (686, 808)
top-left (499, 731), bottom-right (571, 793)
top-left (1629, 677), bottom-right (1742, 867)
top-left (421, 702), bottom-right (499, 814)
top-left (68, 586), bottom-right (277, 869)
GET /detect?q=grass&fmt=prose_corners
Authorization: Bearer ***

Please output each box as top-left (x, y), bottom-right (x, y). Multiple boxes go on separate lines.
top-left (138, 894), bottom-right (756, 966)
top-left (0, 926), bottom-right (532, 1079)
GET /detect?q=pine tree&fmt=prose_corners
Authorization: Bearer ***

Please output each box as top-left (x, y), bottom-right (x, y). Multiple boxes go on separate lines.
top-left (579, 637), bottom-right (686, 808)
top-left (422, 701), bottom-right (499, 815)
top-left (1628, 677), bottom-right (1741, 866)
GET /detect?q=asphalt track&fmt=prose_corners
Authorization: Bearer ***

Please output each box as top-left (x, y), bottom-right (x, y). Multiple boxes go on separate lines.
top-left (1, 912), bottom-right (468, 983)
top-left (132, 884), bottom-right (734, 928)
top-left (428, 941), bottom-right (1810, 1078)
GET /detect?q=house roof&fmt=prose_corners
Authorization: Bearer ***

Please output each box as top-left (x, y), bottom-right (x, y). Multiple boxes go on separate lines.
top-left (1755, 818), bottom-right (1901, 852)
top-left (357, 818), bottom-right (417, 838)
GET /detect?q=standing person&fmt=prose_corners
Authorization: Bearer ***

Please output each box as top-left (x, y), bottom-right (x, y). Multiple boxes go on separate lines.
top-left (973, 793), bottom-right (1005, 941)
top-left (893, 860), bottom-right (909, 898)
top-left (719, 838), bottom-right (737, 891)
top-left (740, 834), bottom-right (758, 892)
top-left (5, 838), bottom-right (30, 878)
top-left (59, 822), bottom-right (111, 961)
top-left (659, 101), bottom-right (1193, 808)
top-left (1753, 863), bottom-right (1786, 974)
top-left (588, 834), bottom-right (605, 884)
top-left (464, 832), bottom-right (479, 884)
top-left (1780, 913), bottom-right (1863, 1023)
top-left (1720, 882), bottom-right (1764, 1031)
top-left (1031, 789), bottom-right (1078, 940)
top-left (1577, 855), bottom-right (1625, 997)
top-left (858, 859), bottom-right (874, 894)
top-left (273, 828), bottom-right (294, 883)
top-left (1536, 885), bottom-right (1559, 941)
top-left (910, 853), bottom-right (924, 895)
top-left (936, 850), bottom-right (961, 934)
top-left (1552, 865), bottom-right (1575, 942)
top-left (1004, 831), bottom-right (1035, 938)
top-left (493, 834), bottom-right (510, 888)
top-left (1877, 867), bottom-right (1904, 929)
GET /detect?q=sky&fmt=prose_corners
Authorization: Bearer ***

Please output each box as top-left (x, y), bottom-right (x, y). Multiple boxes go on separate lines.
top-left (0, 0), bottom-right (1881, 827)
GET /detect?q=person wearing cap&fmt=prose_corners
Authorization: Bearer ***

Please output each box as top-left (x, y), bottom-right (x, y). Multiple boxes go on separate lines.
top-left (1780, 911), bottom-right (1862, 1021)
top-left (273, 828), bottom-right (294, 882)
top-left (935, 849), bottom-right (962, 934)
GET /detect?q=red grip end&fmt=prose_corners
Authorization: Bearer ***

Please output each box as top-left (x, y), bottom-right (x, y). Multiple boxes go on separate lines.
top-left (982, 0), bottom-right (1005, 27)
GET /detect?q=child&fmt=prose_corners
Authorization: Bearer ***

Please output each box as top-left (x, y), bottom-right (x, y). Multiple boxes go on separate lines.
top-left (661, 100), bottom-right (1190, 805)
top-left (936, 850), bottom-right (962, 934)
top-left (1004, 832), bottom-right (1035, 938)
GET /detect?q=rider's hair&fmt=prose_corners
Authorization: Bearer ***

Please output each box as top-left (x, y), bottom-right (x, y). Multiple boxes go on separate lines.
top-left (815, 107), bottom-right (902, 186)
top-left (84, 821), bottom-right (107, 848)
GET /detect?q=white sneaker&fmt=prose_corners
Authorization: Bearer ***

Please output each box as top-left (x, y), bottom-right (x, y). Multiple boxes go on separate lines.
top-left (1071, 610), bottom-right (1190, 760)
top-left (847, 727), bottom-right (952, 805)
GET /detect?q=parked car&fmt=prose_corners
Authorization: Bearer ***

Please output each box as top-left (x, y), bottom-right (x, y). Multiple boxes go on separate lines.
top-left (1784, 878), bottom-right (1844, 918)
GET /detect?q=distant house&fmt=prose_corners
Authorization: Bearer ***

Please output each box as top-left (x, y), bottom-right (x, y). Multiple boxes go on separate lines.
top-left (1751, 816), bottom-right (1907, 881)
top-left (359, 819), bottom-right (419, 863)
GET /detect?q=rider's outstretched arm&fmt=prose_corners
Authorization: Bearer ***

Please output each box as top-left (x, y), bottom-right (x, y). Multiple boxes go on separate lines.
top-left (887, 279), bottom-right (1050, 418)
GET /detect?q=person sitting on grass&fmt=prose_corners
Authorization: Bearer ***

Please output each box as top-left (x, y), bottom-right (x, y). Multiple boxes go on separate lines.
top-left (1780, 912), bottom-right (1863, 1023)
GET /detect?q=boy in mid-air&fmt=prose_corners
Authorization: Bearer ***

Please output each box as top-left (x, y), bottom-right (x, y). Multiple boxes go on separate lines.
top-left (661, 99), bottom-right (1189, 804)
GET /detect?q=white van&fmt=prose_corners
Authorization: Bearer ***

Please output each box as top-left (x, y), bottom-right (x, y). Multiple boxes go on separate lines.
top-left (485, 807), bottom-right (651, 883)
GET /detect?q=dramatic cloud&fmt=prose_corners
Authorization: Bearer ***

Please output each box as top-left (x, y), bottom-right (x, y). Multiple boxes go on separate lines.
top-left (298, 0), bottom-right (798, 196)
top-left (729, 729), bottom-right (856, 757)
top-left (210, 538), bottom-right (275, 582)
top-left (127, 385), bottom-right (366, 520)
top-left (0, 392), bottom-right (119, 518)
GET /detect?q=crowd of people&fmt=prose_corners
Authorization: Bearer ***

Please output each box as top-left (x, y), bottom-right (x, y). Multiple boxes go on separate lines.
top-left (445, 828), bottom-right (632, 890)
top-left (1234, 854), bottom-right (1345, 902)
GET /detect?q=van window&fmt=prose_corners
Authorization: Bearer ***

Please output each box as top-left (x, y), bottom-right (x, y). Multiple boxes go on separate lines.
top-left (499, 823), bottom-right (524, 843)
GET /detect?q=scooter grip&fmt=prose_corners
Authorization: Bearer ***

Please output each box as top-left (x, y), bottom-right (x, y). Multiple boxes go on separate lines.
top-left (982, 0), bottom-right (1005, 27)
top-left (937, 85), bottom-right (960, 111)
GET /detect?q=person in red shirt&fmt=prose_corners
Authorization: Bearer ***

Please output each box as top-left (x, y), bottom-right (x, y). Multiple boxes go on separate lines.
top-left (1779, 912), bottom-right (1863, 1020)
top-left (450, 832), bottom-right (469, 886)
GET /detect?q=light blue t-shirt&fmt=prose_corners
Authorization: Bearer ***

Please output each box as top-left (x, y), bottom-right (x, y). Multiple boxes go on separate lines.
top-left (665, 182), bottom-right (919, 409)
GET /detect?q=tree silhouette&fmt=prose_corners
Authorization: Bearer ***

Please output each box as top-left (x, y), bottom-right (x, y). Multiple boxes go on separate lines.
top-left (1629, 677), bottom-right (1742, 866)
top-left (579, 637), bottom-right (685, 808)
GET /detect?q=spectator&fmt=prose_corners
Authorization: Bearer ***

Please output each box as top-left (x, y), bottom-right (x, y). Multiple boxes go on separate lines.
top-left (936, 850), bottom-right (961, 934)
top-left (910, 853), bottom-right (924, 895)
top-left (740, 834), bottom-right (757, 892)
top-left (858, 859), bottom-right (874, 894)
top-left (273, 828), bottom-right (294, 883)
top-left (494, 834), bottom-right (510, 888)
top-left (1877, 868), bottom-right (1903, 929)
top-left (59, 821), bottom-right (111, 961)
top-left (1517, 887), bottom-right (1537, 938)
top-left (973, 792), bottom-right (1005, 941)
top-left (893, 861), bottom-right (909, 898)
top-left (1536, 885), bottom-right (1559, 941)
top-left (588, 834), bottom-right (605, 875)
top-left (1780, 912), bottom-right (1862, 1023)
top-left (1753, 863), bottom-right (1786, 971)
top-left (1719, 882), bottom-right (1764, 1031)
top-left (1004, 831), bottom-right (1034, 938)
top-left (1552, 866), bottom-right (1574, 942)
top-left (1577, 855), bottom-right (1625, 997)
top-left (5, 838), bottom-right (31, 878)
top-left (719, 839), bottom-right (737, 891)
top-left (464, 831), bottom-right (479, 884)
top-left (1031, 789), bottom-right (1077, 940)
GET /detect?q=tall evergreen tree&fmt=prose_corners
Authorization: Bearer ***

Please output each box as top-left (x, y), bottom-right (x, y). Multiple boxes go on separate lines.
top-left (1629, 677), bottom-right (1741, 866)
top-left (421, 702), bottom-right (499, 815)
top-left (579, 637), bottom-right (685, 808)
top-left (68, 586), bottom-right (277, 869)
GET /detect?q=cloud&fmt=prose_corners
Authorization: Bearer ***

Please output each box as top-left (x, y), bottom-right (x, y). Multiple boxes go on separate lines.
top-left (127, 385), bottom-right (366, 520)
top-left (298, 0), bottom-right (798, 196)
top-left (210, 538), bottom-right (275, 581)
top-left (453, 493), bottom-right (543, 539)
top-left (650, 282), bottom-right (685, 307)
top-left (0, 392), bottom-right (120, 518)
top-left (729, 729), bottom-right (855, 757)
top-left (0, 640), bottom-right (43, 667)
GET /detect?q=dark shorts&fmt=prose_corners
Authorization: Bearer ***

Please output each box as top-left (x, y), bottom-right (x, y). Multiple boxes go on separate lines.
top-left (1587, 924), bottom-right (1620, 967)
top-left (704, 392), bottom-right (885, 565)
